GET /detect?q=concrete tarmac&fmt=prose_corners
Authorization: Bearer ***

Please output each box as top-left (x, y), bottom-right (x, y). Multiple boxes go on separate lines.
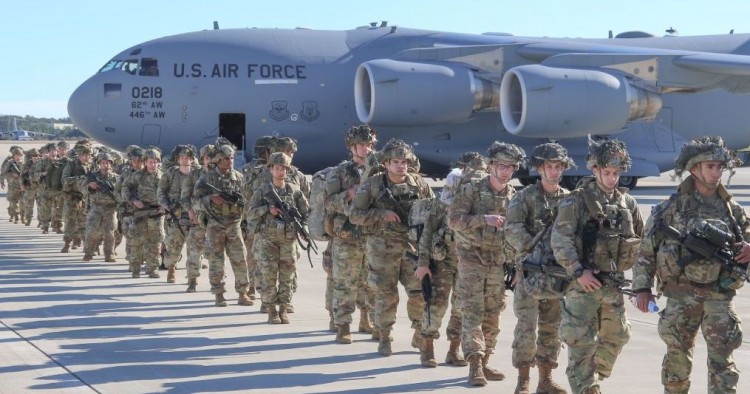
top-left (1, 141), bottom-right (750, 393)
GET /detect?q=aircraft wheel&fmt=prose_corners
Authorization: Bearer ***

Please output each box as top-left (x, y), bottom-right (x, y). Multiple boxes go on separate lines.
top-left (618, 176), bottom-right (638, 189)
top-left (561, 176), bottom-right (582, 190)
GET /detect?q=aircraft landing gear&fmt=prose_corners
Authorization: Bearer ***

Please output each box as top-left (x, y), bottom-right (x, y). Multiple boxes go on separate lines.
top-left (618, 176), bottom-right (638, 189)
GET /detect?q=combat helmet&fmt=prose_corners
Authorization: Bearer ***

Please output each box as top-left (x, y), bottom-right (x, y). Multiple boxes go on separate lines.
top-left (126, 145), bottom-right (144, 159)
top-left (345, 124), bottom-right (378, 146)
top-left (170, 144), bottom-right (197, 161)
top-left (143, 146), bottom-right (162, 161)
top-left (487, 141), bottom-right (526, 165)
top-left (25, 148), bottom-right (39, 158)
top-left (452, 151), bottom-right (486, 171)
top-left (74, 139), bottom-right (93, 155)
top-left (9, 145), bottom-right (23, 155)
top-left (380, 138), bottom-right (416, 162)
top-left (56, 141), bottom-right (69, 149)
top-left (529, 142), bottom-right (575, 169)
top-left (268, 152), bottom-right (292, 168)
top-left (585, 137), bottom-right (631, 171)
top-left (212, 145), bottom-right (235, 163)
top-left (252, 136), bottom-right (277, 161)
top-left (97, 151), bottom-right (115, 163)
top-left (674, 136), bottom-right (742, 178)
top-left (271, 137), bottom-right (298, 154)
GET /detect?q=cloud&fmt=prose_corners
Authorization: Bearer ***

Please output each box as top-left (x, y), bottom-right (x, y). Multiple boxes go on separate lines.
top-left (0, 100), bottom-right (69, 118)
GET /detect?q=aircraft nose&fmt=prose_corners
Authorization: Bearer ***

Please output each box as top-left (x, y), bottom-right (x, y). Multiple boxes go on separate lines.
top-left (67, 79), bottom-right (98, 136)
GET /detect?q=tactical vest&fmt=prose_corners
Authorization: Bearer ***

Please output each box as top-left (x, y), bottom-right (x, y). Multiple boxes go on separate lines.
top-left (258, 182), bottom-right (303, 241)
top-left (376, 173), bottom-right (421, 234)
top-left (462, 179), bottom-right (515, 259)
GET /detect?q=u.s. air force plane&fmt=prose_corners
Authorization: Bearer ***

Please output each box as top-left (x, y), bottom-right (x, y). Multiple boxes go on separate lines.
top-left (68, 23), bottom-right (750, 188)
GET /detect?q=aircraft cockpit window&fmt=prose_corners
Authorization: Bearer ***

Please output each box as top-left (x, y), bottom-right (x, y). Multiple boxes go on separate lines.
top-left (139, 58), bottom-right (159, 76)
top-left (98, 59), bottom-right (138, 75)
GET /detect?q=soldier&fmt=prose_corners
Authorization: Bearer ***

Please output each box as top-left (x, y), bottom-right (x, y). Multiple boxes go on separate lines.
top-left (123, 147), bottom-right (164, 278)
top-left (50, 141), bottom-right (69, 233)
top-left (448, 141), bottom-right (524, 386)
top-left (80, 152), bottom-right (119, 262)
top-left (506, 143), bottom-right (574, 394)
top-left (61, 140), bottom-right (92, 252)
top-left (550, 138), bottom-right (644, 394)
top-left (34, 144), bottom-right (54, 233)
top-left (115, 145), bottom-right (145, 266)
top-left (158, 145), bottom-right (199, 284)
top-left (20, 148), bottom-right (41, 226)
top-left (633, 136), bottom-right (750, 394)
top-left (326, 125), bottom-right (377, 343)
top-left (181, 144), bottom-right (215, 292)
top-left (2, 146), bottom-right (25, 223)
top-left (413, 152), bottom-right (486, 368)
top-left (350, 138), bottom-right (433, 357)
top-left (247, 152), bottom-right (309, 323)
top-left (193, 145), bottom-right (251, 307)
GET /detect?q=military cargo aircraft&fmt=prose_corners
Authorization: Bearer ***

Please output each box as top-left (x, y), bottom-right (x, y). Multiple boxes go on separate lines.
top-left (68, 23), bottom-right (750, 189)
top-left (0, 118), bottom-right (53, 141)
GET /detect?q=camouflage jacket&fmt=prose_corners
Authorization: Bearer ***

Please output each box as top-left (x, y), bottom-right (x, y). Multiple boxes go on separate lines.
top-left (632, 176), bottom-right (750, 296)
top-left (81, 170), bottom-right (119, 207)
top-left (157, 165), bottom-right (191, 213)
top-left (418, 200), bottom-right (457, 268)
top-left (181, 164), bottom-right (207, 213)
top-left (246, 180), bottom-right (309, 237)
top-left (194, 167), bottom-right (244, 223)
top-left (61, 158), bottom-right (89, 197)
top-left (350, 172), bottom-right (433, 235)
top-left (551, 177), bottom-right (643, 276)
top-left (505, 182), bottom-right (569, 262)
top-left (31, 158), bottom-right (47, 190)
top-left (2, 158), bottom-right (23, 188)
top-left (325, 159), bottom-right (365, 238)
top-left (448, 176), bottom-right (516, 261)
top-left (123, 168), bottom-right (163, 208)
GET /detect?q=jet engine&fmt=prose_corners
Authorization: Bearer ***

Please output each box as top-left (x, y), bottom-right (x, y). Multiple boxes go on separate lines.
top-left (354, 59), bottom-right (497, 126)
top-left (499, 64), bottom-right (662, 137)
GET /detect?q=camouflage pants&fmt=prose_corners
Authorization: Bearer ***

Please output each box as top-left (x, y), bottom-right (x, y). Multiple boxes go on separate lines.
top-left (122, 215), bottom-right (134, 261)
top-left (184, 223), bottom-right (206, 280)
top-left (254, 233), bottom-right (297, 306)
top-left (242, 231), bottom-right (259, 295)
top-left (512, 281), bottom-right (563, 368)
top-left (22, 187), bottom-right (37, 223)
top-left (128, 216), bottom-right (164, 271)
top-left (84, 204), bottom-right (116, 257)
top-left (560, 283), bottom-right (631, 394)
top-left (421, 258), bottom-right (462, 341)
top-left (366, 234), bottom-right (424, 333)
top-left (39, 191), bottom-right (63, 229)
top-left (206, 220), bottom-right (248, 295)
top-left (323, 241), bottom-right (333, 311)
top-left (63, 195), bottom-right (86, 242)
top-left (332, 237), bottom-right (371, 325)
top-left (6, 184), bottom-right (22, 218)
top-left (658, 295), bottom-right (742, 394)
top-left (456, 248), bottom-right (506, 357)
top-left (164, 218), bottom-right (190, 268)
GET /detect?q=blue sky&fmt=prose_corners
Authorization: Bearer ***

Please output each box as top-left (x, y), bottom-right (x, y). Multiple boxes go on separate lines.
top-left (1, 0), bottom-right (746, 119)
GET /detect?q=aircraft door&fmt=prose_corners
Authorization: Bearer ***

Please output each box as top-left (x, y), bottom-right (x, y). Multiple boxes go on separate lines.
top-left (142, 124), bottom-right (161, 146)
top-left (654, 107), bottom-right (675, 152)
top-left (219, 113), bottom-right (246, 151)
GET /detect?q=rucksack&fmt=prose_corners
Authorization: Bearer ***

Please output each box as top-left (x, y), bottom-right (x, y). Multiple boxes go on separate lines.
top-left (46, 160), bottom-right (65, 192)
top-left (308, 166), bottom-right (336, 241)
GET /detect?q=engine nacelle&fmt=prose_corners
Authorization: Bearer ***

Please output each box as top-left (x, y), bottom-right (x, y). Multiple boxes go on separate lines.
top-left (354, 59), bottom-right (497, 126)
top-left (499, 64), bottom-right (662, 137)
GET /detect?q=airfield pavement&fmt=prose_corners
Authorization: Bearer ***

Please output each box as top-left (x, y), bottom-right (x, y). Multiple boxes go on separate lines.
top-left (1, 140), bottom-right (750, 393)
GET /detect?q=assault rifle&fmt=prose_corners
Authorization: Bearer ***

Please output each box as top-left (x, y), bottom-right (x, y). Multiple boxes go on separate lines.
top-left (86, 172), bottom-right (115, 199)
top-left (655, 221), bottom-right (750, 285)
top-left (164, 202), bottom-right (185, 237)
top-left (133, 206), bottom-right (165, 220)
top-left (200, 181), bottom-right (245, 207)
top-left (593, 271), bottom-right (635, 296)
top-left (522, 260), bottom-right (570, 292)
top-left (264, 183), bottom-right (318, 267)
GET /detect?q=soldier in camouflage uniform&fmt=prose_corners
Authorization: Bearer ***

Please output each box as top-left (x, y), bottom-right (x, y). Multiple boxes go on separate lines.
top-left (633, 136), bottom-right (750, 394)
top-left (33, 144), bottom-right (53, 233)
top-left (413, 152), bottom-right (486, 368)
top-left (350, 138), bottom-right (433, 357)
top-left (181, 144), bottom-right (214, 292)
top-left (550, 138), bottom-right (644, 394)
top-left (448, 142), bottom-right (524, 386)
top-left (506, 143), bottom-right (574, 394)
top-left (193, 145), bottom-right (251, 307)
top-left (326, 125), bottom-right (377, 343)
top-left (80, 152), bottom-right (119, 262)
top-left (20, 148), bottom-right (40, 226)
top-left (123, 147), bottom-right (164, 278)
top-left (115, 145), bottom-right (145, 265)
top-left (50, 141), bottom-right (69, 233)
top-left (247, 152), bottom-right (309, 323)
top-left (158, 145), bottom-right (200, 284)
top-left (2, 146), bottom-right (25, 223)
top-left (61, 141), bottom-right (93, 252)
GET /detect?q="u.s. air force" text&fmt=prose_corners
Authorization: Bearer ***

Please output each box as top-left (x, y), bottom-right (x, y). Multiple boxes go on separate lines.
top-left (173, 63), bottom-right (306, 79)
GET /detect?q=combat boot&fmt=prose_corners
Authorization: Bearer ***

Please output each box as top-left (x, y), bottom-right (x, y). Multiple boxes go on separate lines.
top-left (411, 329), bottom-right (424, 350)
top-left (41, 226), bottom-right (49, 234)
top-left (131, 264), bottom-right (141, 278)
top-left (268, 305), bottom-right (281, 324)
top-left (214, 293), bottom-right (227, 307)
top-left (445, 340), bottom-right (468, 366)
top-left (420, 338), bottom-right (437, 368)
top-left (260, 302), bottom-right (269, 313)
top-left (371, 329), bottom-right (380, 341)
top-left (166, 266), bottom-right (176, 283)
top-left (336, 323), bottom-right (352, 344)
top-left (25, 219), bottom-right (31, 226)
top-left (581, 386), bottom-right (601, 394)
top-left (328, 310), bottom-right (336, 332)
top-left (13, 215), bottom-right (19, 224)
top-left (377, 330), bottom-right (393, 356)
top-left (186, 278), bottom-right (197, 293)
top-left (237, 292), bottom-right (254, 306)
top-left (467, 354), bottom-right (488, 386)
top-left (286, 304), bottom-right (295, 313)
top-left (54, 226), bottom-right (63, 234)
top-left (72, 237), bottom-right (81, 250)
top-left (537, 364), bottom-right (567, 394)
top-left (104, 255), bottom-right (116, 262)
top-left (514, 365), bottom-right (531, 394)
top-left (482, 354), bottom-right (505, 381)
top-left (279, 305), bottom-right (290, 324)
top-left (60, 240), bottom-right (71, 253)
top-left (82, 253), bottom-right (93, 261)
top-left (358, 308), bottom-right (374, 333)
top-left (147, 268), bottom-right (160, 279)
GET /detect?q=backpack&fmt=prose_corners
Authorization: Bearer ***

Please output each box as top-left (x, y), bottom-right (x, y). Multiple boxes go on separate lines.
top-left (46, 160), bottom-right (65, 191)
top-left (308, 166), bottom-right (336, 241)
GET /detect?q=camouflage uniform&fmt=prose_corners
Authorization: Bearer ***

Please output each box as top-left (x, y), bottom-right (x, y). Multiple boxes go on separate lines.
top-left (80, 153), bottom-right (119, 261)
top-left (350, 139), bottom-right (433, 355)
top-left (32, 145), bottom-right (53, 232)
top-left (61, 142), bottom-right (92, 251)
top-left (193, 146), bottom-right (250, 305)
top-left (633, 136), bottom-right (748, 394)
top-left (246, 152), bottom-right (308, 322)
top-left (3, 147), bottom-right (25, 223)
top-left (20, 149), bottom-right (40, 226)
top-left (122, 148), bottom-right (164, 277)
top-left (448, 142), bottom-right (523, 386)
top-left (181, 150), bottom-right (211, 290)
top-left (114, 149), bottom-right (143, 264)
top-left (551, 139), bottom-right (643, 394)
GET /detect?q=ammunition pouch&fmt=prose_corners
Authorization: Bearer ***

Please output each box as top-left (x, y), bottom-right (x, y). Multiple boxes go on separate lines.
top-left (332, 215), bottom-right (360, 239)
top-left (521, 258), bottom-right (569, 299)
top-left (431, 239), bottom-right (448, 262)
